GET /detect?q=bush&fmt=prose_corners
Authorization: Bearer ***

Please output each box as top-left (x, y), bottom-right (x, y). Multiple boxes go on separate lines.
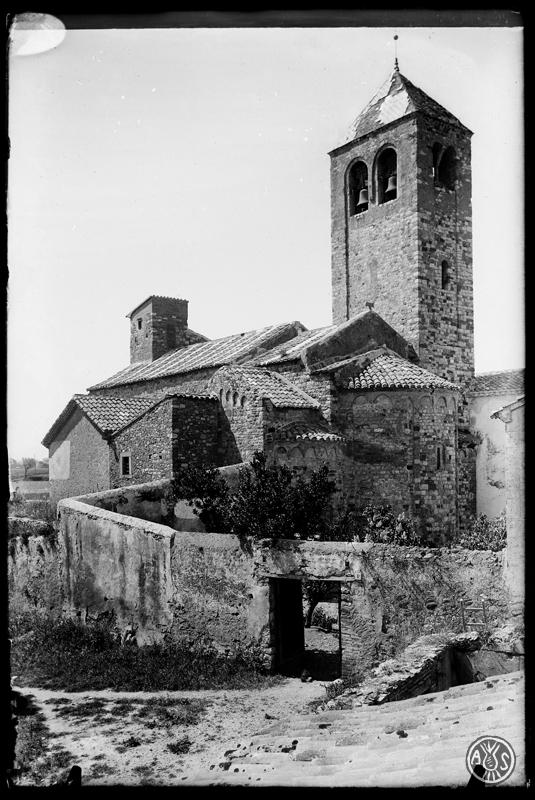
top-left (320, 503), bottom-right (423, 546)
top-left (456, 512), bottom-right (506, 551)
top-left (172, 452), bottom-right (337, 540)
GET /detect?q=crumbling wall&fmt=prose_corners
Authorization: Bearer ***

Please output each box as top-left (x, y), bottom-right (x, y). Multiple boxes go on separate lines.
top-left (58, 499), bottom-right (175, 645)
top-left (169, 531), bottom-right (271, 664)
top-left (8, 518), bottom-right (63, 616)
top-left (8, 489), bottom-right (509, 677)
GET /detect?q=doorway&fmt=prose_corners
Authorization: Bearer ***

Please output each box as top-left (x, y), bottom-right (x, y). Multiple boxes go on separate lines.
top-left (269, 577), bottom-right (342, 679)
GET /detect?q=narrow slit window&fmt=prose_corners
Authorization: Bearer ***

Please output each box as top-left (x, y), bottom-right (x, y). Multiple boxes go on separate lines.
top-left (436, 447), bottom-right (441, 470)
top-left (120, 454), bottom-right (131, 477)
top-left (441, 260), bottom-right (451, 290)
top-left (137, 318), bottom-right (143, 330)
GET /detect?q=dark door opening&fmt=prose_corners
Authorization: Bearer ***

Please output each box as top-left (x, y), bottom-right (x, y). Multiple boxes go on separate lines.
top-left (270, 578), bottom-right (305, 676)
top-left (270, 578), bottom-right (342, 680)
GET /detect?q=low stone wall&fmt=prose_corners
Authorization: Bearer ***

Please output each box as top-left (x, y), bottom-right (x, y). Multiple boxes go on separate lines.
top-left (258, 539), bottom-right (507, 677)
top-left (58, 499), bottom-right (174, 645)
top-left (74, 479), bottom-right (174, 525)
top-left (8, 488), bottom-right (509, 677)
top-left (320, 631), bottom-right (481, 711)
top-left (8, 518), bottom-right (62, 616)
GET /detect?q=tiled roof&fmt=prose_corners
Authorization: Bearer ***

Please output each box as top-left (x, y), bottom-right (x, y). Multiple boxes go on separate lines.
top-left (75, 394), bottom-right (158, 433)
top-left (216, 366), bottom-right (319, 408)
top-left (255, 326), bottom-right (335, 365)
top-left (470, 368), bottom-right (524, 396)
top-left (42, 391), bottom-right (215, 448)
top-left (339, 68), bottom-right (469, 146)
top-left (42, 395), bottom-right (159, 447)
top-left (88, 321), bottom-right (306, 390)
top-left (341, 352), bottom-right (460, 391)
top-left (273, 420), bottom-right (344, 442)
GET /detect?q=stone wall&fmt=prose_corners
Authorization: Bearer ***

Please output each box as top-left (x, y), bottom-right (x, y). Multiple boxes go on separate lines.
top-left (330, 117), bottom-right (421, 343)
top-left (172, 396), bottom-right (219, 468)
top-left (333, 389), bottom-right (458, 541)
top-left (9, 487), bottom-right (508, 676)
top-left (416, 115), bottom-right (473, 388)
top-left (8, 518), bottom-right (62, 617)
top-left (58, 499), bottom-right (175, 645)
top-left (49, 409), bottom-right (110, 506)
top-left (168, 531), bottom-right (271, 663)
top-left (129, 296), bottom-right (190, 364)
top-left (207, 371), bottom-right (265, 465)
top-left (111, 400), bottom-right (174, 488)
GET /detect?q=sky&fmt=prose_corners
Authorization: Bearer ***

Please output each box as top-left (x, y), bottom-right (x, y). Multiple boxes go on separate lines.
top-left (7, 25), bottom-right (524, 460)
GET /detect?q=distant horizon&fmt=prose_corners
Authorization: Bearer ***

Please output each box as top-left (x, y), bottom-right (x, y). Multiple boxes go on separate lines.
top-left (8, 26), bottom-right (524, 460)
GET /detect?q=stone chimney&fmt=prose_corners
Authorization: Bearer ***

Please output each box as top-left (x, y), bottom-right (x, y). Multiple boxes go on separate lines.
top-left (127, 295), bottom-right (189, 364)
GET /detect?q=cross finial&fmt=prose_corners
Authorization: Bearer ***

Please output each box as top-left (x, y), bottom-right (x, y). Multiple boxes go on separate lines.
top-left (366, 301), bottom-right (375, 311)
top-left (393, 34), bottom-right (399, 72)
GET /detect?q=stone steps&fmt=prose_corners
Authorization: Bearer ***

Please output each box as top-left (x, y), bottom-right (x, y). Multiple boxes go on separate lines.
top-left (206, 672), bottom-right (525, 787)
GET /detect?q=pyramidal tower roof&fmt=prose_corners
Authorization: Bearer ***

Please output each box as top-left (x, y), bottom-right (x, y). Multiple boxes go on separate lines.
top-left (345, 66), bottom-right (471, 144)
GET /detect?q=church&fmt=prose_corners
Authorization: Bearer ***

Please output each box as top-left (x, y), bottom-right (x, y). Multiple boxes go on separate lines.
top-left (43, 61), bottom-right (521, 543)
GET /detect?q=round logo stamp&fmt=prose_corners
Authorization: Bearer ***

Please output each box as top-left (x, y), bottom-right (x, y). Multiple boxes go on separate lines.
top-left (466, 735), bottom-right (516, 785)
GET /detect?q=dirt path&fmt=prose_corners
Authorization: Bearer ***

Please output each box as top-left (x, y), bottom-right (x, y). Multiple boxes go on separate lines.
top-left (14, 678), bottom-right (327, 786)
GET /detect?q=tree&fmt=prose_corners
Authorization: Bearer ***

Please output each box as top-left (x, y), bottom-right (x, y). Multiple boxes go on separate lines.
top-left (172, 452), bottom-right (337, 540)
top-left (21, 457), bottom-right (36, 479)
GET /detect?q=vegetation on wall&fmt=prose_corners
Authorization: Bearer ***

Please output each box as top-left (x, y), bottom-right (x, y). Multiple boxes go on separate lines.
top-left (172, 452), bottom-right (337, 540)
top-left (173, 454), bottom-right (507, 551)
top-left (173, 453), bottom-right (427, 544)
top-left (455, 512), bottom-right (506, 552)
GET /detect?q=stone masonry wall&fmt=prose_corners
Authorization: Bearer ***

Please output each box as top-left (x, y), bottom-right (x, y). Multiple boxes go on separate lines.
top-left (258, 539), bottom-right (506, 679)
top-left (208, 372), bottom-right (266, 465)
top-left (172, 396), bottom-right (220, 469)
top-left (129, 296), bottom-right (189, 364)
top-left (110, 400), bottom-right (174, 487)
top-left (333, 389), bottom-right (458, 542)
top-left (330, 116), bottom-right (421, 344)
top-left (415, 116), bottom-right (473, 387)
top-left (49, 409), bottom-right (110, 506)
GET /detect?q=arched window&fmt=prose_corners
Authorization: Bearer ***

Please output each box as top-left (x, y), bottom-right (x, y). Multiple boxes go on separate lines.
top-left (437, 146), bottom-right (456, 189)
top-left (376, 148), bottom-right (397, 204)
top-left (233, 392), bottom-right (239, 406)
top-left (225, 390), bottom-right (231, 404)
top-left (347, 160), bottom-right (368, 215)
top-left (441, 260), bottom-right (451, 290)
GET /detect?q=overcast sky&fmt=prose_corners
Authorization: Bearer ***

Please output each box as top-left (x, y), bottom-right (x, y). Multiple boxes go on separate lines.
top-left (8, 25), bottom-right (524, 460)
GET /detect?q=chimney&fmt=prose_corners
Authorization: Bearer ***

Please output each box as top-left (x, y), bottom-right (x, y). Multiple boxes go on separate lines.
top-left (127, 295), bottom-right (189, 364)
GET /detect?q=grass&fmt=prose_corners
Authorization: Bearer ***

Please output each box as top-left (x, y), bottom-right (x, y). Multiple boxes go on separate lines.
top-left (13, 693), bottom-right (77, 786)
top-left (11, 612), bottom-right (281, 692)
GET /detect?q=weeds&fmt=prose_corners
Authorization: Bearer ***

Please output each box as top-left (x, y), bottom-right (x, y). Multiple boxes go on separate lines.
top-left (167, 737), bottom-right (191, 755)
top-left (11, 611), bottom-right (278, 692)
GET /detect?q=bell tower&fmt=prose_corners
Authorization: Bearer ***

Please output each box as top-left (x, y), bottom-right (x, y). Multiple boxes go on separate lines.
top-left (329, 62), bottom-right (474, 387)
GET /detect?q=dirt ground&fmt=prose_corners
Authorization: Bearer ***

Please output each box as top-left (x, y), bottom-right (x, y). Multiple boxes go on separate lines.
top-left (13, 628), bottom-right (338, 787)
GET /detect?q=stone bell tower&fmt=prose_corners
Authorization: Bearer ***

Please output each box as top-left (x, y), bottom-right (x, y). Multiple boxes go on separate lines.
top-left (329, 62), bottom-right (474, 387)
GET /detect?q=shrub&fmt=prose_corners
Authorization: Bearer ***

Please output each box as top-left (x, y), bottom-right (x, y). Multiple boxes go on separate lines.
top-left (172, 452), bottom-right (337, 540)
top-left (320, 503), bottom-right (423, 546)
top-left (456, 512), bottom-right (506, 551)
